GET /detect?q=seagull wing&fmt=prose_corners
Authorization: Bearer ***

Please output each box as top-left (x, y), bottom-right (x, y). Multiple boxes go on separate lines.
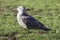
top-left (22, 15), bottom-right (51, 31)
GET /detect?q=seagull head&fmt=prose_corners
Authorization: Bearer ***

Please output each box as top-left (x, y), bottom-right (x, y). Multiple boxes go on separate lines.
top-left (17, 6), bottom-right (26, 12)
top-left (13, 6), bottom-right (26, 12)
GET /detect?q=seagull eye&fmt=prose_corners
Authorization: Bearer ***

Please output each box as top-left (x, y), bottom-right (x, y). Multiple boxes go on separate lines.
top-left (19, 8), bottom-right (21, 9)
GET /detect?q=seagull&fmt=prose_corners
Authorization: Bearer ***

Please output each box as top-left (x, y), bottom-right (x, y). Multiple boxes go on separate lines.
top-left (13, 6), bottom-right (51, 32)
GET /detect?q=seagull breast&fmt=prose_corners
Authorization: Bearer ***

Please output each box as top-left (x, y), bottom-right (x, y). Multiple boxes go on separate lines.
top-left (17, 12), bottom-right (27, 28)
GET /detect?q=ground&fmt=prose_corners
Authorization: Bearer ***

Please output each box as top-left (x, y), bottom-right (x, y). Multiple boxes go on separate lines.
top-left (0, 0), bottom-right (60, 40)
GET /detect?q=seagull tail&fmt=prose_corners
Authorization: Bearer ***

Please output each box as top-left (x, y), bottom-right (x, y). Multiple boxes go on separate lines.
top-left (41, 27), bottom-right (51, 31)
top-left (38, 22), bottom-right (51, 31)
top-left (43, 28), bottom-right (51, 31)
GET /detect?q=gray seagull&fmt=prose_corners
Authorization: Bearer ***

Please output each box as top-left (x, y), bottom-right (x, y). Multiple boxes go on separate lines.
top-left (13, 6), bottom-right (51, 32)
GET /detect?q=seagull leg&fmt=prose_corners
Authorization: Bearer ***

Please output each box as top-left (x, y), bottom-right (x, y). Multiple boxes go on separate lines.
top-left (27, 29), bottom-right (29, 39)
top-left (24, 28), bottom-right (29, 40)
top-left (26, 29), bottom-right (29, 40)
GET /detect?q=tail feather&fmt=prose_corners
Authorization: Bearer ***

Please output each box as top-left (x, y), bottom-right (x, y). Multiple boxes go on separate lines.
top-left (43, 28), bottom-right (51, 31)
top-left (38, 22), bottom-right (51, 31)
top-left (41, 27), bottom-right (51, 31)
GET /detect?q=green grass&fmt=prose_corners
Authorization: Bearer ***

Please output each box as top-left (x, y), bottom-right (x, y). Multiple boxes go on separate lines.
top-left (0, 0), bottom-right (60, 40)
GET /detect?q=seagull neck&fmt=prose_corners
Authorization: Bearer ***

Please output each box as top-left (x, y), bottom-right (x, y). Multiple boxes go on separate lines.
top-left (18, 11), bottom-right (26, 15)
top-left (18, 11), bottom-right (23, 14)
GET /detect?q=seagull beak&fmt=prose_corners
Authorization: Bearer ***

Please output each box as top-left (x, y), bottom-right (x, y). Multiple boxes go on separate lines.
top-left (12, 8), bottom-right (17, 11)
top-left (12, 8), bottom-right (18, 14)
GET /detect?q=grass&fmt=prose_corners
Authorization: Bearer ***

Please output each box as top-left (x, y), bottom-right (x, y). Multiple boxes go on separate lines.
top-left (0, 0), bottom-right (60, 40)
